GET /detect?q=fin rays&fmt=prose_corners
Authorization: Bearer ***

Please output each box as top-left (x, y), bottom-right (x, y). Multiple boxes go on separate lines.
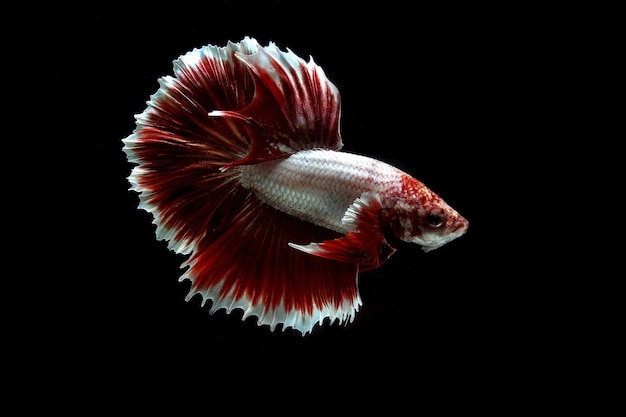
top-left (180, 200), bottom-right (361, 334)
top-left (123, 37), bottom-right (357, 335)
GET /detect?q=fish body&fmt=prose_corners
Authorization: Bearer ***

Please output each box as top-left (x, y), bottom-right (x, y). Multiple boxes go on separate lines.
top-left (123, 37), bottom-right (468, 334)
top-left (239, 149), bottom-right (403, 235)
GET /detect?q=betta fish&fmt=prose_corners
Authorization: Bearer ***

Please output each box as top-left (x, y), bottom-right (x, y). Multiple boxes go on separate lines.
top-left (122, 36), bottom-right (468, 335)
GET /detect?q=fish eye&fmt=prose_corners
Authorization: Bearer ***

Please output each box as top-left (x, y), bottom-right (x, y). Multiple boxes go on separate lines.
top-left (427, 212), bottom-right (444, 227)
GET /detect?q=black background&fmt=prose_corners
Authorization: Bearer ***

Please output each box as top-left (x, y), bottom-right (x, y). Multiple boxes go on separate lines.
top-left (28, 0), bottom-right (613, 406)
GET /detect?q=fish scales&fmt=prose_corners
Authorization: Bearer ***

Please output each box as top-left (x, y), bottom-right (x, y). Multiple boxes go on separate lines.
top-left (239, 149), bottom-right (404, 234)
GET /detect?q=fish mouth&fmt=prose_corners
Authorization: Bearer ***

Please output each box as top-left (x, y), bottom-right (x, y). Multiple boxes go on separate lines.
top-left (452, 216), bottom-right (469, 234)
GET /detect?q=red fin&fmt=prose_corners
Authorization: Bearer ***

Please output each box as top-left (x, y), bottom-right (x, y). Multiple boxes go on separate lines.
top-left (236, 42), bottom-right (343, 150)
top-left (289, 192), bottom-right (397, 271)
top-left (122, 38), bottom-right (342, 252)
top-left (289, 233), bottom-right (396, 272)
top-left (181, 199), bottom-right (361, 334)
top-left (217, 40), bottom-right (344, 167)
top-left (122, 40), bottom-right (259, 253)
top-left (122, 38), bottom-right (355, 334)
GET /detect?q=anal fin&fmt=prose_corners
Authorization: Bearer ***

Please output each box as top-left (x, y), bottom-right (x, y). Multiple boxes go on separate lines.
top-left (181, 196), bottom-right (362, 335)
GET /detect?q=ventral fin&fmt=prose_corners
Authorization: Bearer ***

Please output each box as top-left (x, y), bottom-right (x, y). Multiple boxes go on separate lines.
top-left (289, 192), bottom-right (397, 271)
top-left (289, 234), bottom-right (396, 272)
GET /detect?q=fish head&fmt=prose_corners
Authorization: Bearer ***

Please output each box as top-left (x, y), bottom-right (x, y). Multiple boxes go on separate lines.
top-left (389, 189), bottom-right (469, 253)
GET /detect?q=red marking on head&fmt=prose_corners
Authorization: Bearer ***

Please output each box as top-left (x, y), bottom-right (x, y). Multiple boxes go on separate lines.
top-left (399, 174), bottom-right (436, 207)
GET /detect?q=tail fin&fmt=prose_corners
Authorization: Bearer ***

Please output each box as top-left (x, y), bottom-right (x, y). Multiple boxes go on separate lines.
top-left (123, 37), bottom-right (358, 334)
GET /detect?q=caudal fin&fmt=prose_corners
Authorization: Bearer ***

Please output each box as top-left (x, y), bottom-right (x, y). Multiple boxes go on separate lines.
top-left (123, 37), bottom-right (358, 334)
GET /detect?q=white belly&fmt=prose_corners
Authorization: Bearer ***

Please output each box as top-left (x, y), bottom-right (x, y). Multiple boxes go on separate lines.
top-left (239, 149), bottom-right (404, 233)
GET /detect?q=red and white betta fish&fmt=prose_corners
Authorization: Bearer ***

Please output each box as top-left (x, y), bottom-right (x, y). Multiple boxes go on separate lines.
top-left (122, 36), bottom-right (468, 335)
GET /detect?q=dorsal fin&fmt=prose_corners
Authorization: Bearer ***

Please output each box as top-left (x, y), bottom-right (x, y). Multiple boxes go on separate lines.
top-left (212, 39), bottom-right (343, 167)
